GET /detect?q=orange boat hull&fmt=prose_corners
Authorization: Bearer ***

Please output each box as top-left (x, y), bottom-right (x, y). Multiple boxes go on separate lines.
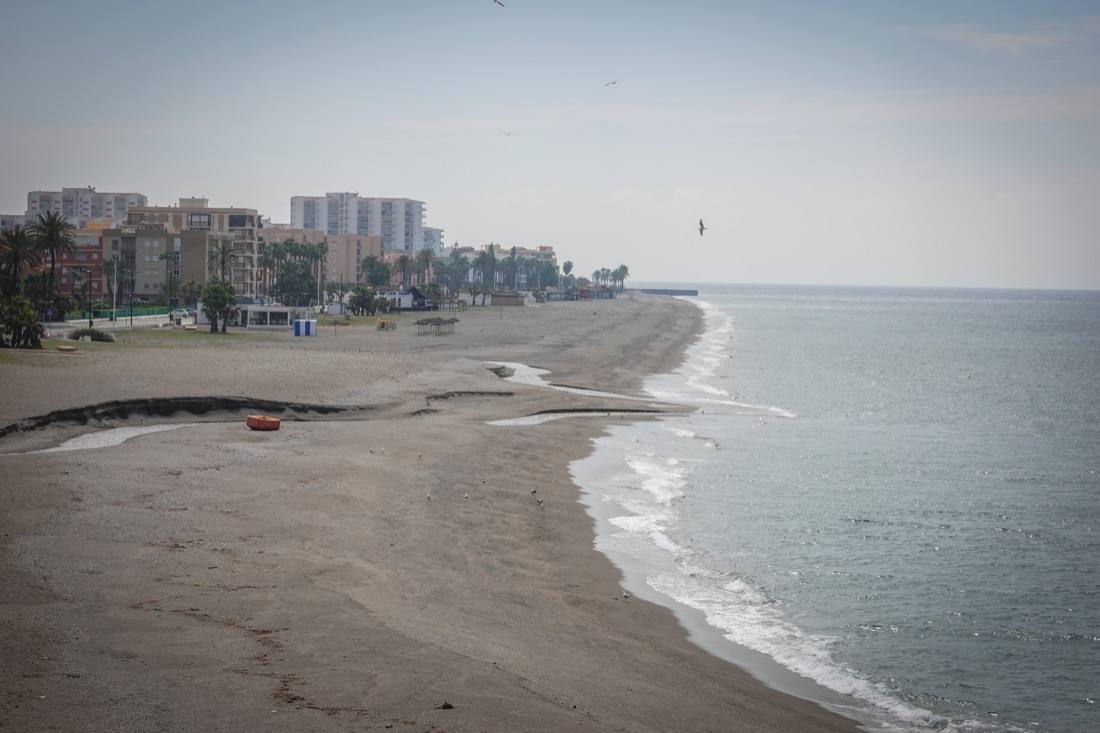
top-left (246, 415), bottom-right (281, 431)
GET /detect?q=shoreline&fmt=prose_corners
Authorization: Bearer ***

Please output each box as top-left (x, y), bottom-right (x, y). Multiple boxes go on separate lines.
top-left (0, 295), bottom-right (858, 731)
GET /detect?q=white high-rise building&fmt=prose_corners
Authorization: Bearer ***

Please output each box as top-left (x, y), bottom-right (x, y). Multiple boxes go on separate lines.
top-left (290, 192), bottom-right (431, 253)
top-left (26, 186), bottom-right (147, 227)
top-left (422, 227), bottom-right (444, 254)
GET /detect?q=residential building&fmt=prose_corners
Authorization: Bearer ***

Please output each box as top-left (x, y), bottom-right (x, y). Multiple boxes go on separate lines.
top-left (101, 224), bottom-right (179, 300)
top-left (57, 229), bottom-right (106, 300)
top-left (1, 213), bottom-right (25, 230)
top-left (26, 187), bottom-right (147, 228)
top-left (127, 198), bottom-right (260, 296)
top-left (422, 226), bottom-right (444, 254)
top-left (290, 192), bottom-right (433, 253)
top-left (261, 227), bottom-right (382, 288)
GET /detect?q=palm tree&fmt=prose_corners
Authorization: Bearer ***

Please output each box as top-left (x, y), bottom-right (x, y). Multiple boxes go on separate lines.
top-left (0, 226), bottom-right (42, 296)
top-left (257, 241), bottom-right (273, 297)
top-left (30, 211), bottom-right (76, 296)
top-left (162, 250), bottom-right (180, 305)
top-left (395, 254), bottom-right (413, 286)
top-left (562, 261), bottom-right (573, 277)
top-left (362, 254), bottom-right (381, 286)
top-left (102, 254), bottom-right (131, 308)
top-left (615, 264), bottom-right (630, 291)
top-left (448, 251), bottom-right (470, 296)
top-left (208, 241), bottom-right (240, 287)
top-left (415, 248), bottom-right (435, 286)
top-left (473, 249), bottom-right (496, 290)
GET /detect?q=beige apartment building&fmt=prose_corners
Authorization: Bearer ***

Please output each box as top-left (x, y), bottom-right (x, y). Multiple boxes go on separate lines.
top-left (101, 224), bottom-right (177, 299)
top-left (127, 198), bottom-right (260, 296)
top-left (262, 227), bottom-right (382, 287)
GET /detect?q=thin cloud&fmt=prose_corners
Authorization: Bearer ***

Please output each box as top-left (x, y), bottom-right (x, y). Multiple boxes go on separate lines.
top-left (928, 23), bottom-right (1073, 53)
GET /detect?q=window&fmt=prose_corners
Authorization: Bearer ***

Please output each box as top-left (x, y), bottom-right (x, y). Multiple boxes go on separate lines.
top-left (188, 213), bottom-right (211, 229)
top-left (228, 214), bottom-right (247, 228)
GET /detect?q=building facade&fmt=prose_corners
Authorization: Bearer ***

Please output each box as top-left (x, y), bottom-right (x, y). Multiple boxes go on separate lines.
top-left (290, 192), bottom-right (432, 254)
top-left (26, 187), bottom-right (147, 228)
top-left (1, 213), bottom-right (25, 230)
top-left (101, 224), bottom-right (178, 300)
top-left (57, 229), bottom-right (106, 300)
top-left (422, 226), bottom-right (444, 254)
top-left (126, 198), bottom-right (260, 296)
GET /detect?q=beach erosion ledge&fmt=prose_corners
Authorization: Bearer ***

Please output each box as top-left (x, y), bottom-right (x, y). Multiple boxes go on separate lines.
top-left (0, 294), bottom-right (855, 732)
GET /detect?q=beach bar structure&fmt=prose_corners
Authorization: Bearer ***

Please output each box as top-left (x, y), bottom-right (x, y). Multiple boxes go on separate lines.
top-left (415, 317), bottom-right (459, 335)
top-left (490, 292), bottom-right (526, 307)
top-left (196, 304), bottom-right (312, 328)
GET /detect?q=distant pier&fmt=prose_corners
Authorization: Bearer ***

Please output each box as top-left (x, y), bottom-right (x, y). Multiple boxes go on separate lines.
top-left (634, 288), bottom-right (699, 296)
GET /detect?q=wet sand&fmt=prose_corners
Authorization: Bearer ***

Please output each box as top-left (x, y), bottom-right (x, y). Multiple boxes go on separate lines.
top-left (0, 295), bottom-right (856, 731)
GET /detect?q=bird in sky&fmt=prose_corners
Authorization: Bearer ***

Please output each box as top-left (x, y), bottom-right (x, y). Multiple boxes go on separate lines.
top-left (604, 78), bottom-right (621, 87)
top-left (699, 219), bottom-right (707, 236)
top-left (493, 0), bottom-right (504, 6)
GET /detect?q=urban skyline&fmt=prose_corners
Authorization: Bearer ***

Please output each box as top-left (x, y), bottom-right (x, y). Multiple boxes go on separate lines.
top-left (2, 2), bottom-right (1098, 289)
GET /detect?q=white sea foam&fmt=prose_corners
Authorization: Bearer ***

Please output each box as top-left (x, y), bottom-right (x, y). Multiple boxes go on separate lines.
top-left (624, 456), bottom-right (686, 504)
top-left (488, 411), bottom-right (652, 426)
top-left (602, 439), bottom-right (957, 731)
top-left (645, 568), bottom-right (957, 731)
top-left (573, 297), bottom-right (989, 733)
top-left (642, 299), bottom-right (799, 419)
top-left (487, 361), bottom-right (651, 402)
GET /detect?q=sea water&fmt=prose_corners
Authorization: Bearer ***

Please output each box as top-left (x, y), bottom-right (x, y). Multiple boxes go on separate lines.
top-left (571, 285), bottom-right (1099, 732)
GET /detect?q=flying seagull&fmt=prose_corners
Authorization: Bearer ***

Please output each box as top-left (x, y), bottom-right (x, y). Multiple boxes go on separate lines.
top-left (698, 219), bottom-right (707, 236)
top-left (493, 0), bottom-right (504, 6)
top-left (604, 78), bottom-right (621, 87)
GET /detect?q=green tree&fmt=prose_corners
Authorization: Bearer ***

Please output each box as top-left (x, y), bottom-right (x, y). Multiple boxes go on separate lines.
top-left (448, 249), bottom-right (470, 296)
top-left (613, 264), bottom-right (630, 291)
top-left (30, 211), bottom-right (76, 298)
top-left (200, 281), bottom-right (237, 333)
top-left (395, 254), bottom-right (413, 286)
top-left (162, 250), bottom-right (180, 307)
top-left (0, 294), bottom-right (45, 348)
top-left (180, 279), bottom-right (203, 307)
top-left (362, 255), bottom-right (383, 286)
top-left (207, 241), bottom-right (240, 287)
top-left (348, 285), bottom-right (376, 316)
top-left (474, 248), bottom-right (496, 291)
top-left (415, 248), bottom-right (435, 286)
top-left (102, 255), bottom-right (131, 309)
top-left (0, 225), bottom-right (42, 296)
top-left (326, 280), bottom-right (350, 307)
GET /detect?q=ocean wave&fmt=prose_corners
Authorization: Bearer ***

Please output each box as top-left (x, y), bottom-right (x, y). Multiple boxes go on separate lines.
top-left (624, 455), bottom-right (686, 504)
top-left (603, 438), bottom-right (952, 729)
top-left (645, 299), bottom-right (798, 419)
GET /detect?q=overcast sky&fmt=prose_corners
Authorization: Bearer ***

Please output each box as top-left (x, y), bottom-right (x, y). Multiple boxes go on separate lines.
top-left (2, 1), bottom-right (1098, 289)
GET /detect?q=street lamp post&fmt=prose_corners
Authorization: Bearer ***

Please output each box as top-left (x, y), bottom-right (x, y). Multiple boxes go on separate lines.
top-left (85, 267), bottom-right (92, 329)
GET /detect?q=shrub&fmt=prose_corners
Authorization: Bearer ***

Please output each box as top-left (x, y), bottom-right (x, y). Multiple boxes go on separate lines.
top-left (66, 327), bottom-right (116, 343)
top-left (0, 295), bottom-right (45, 348)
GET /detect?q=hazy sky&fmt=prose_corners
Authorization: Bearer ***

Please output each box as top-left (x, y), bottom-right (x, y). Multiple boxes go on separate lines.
top-left (2, 1), bottom-right (1098, 289)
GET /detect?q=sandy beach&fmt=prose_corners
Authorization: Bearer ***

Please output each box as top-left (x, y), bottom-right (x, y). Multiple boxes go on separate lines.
top-left (0, 295), bottom-right (856, 732)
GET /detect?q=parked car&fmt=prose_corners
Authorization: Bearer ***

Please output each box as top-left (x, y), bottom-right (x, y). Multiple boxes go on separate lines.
top-left (170, 308), bottom-right (194, 322)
